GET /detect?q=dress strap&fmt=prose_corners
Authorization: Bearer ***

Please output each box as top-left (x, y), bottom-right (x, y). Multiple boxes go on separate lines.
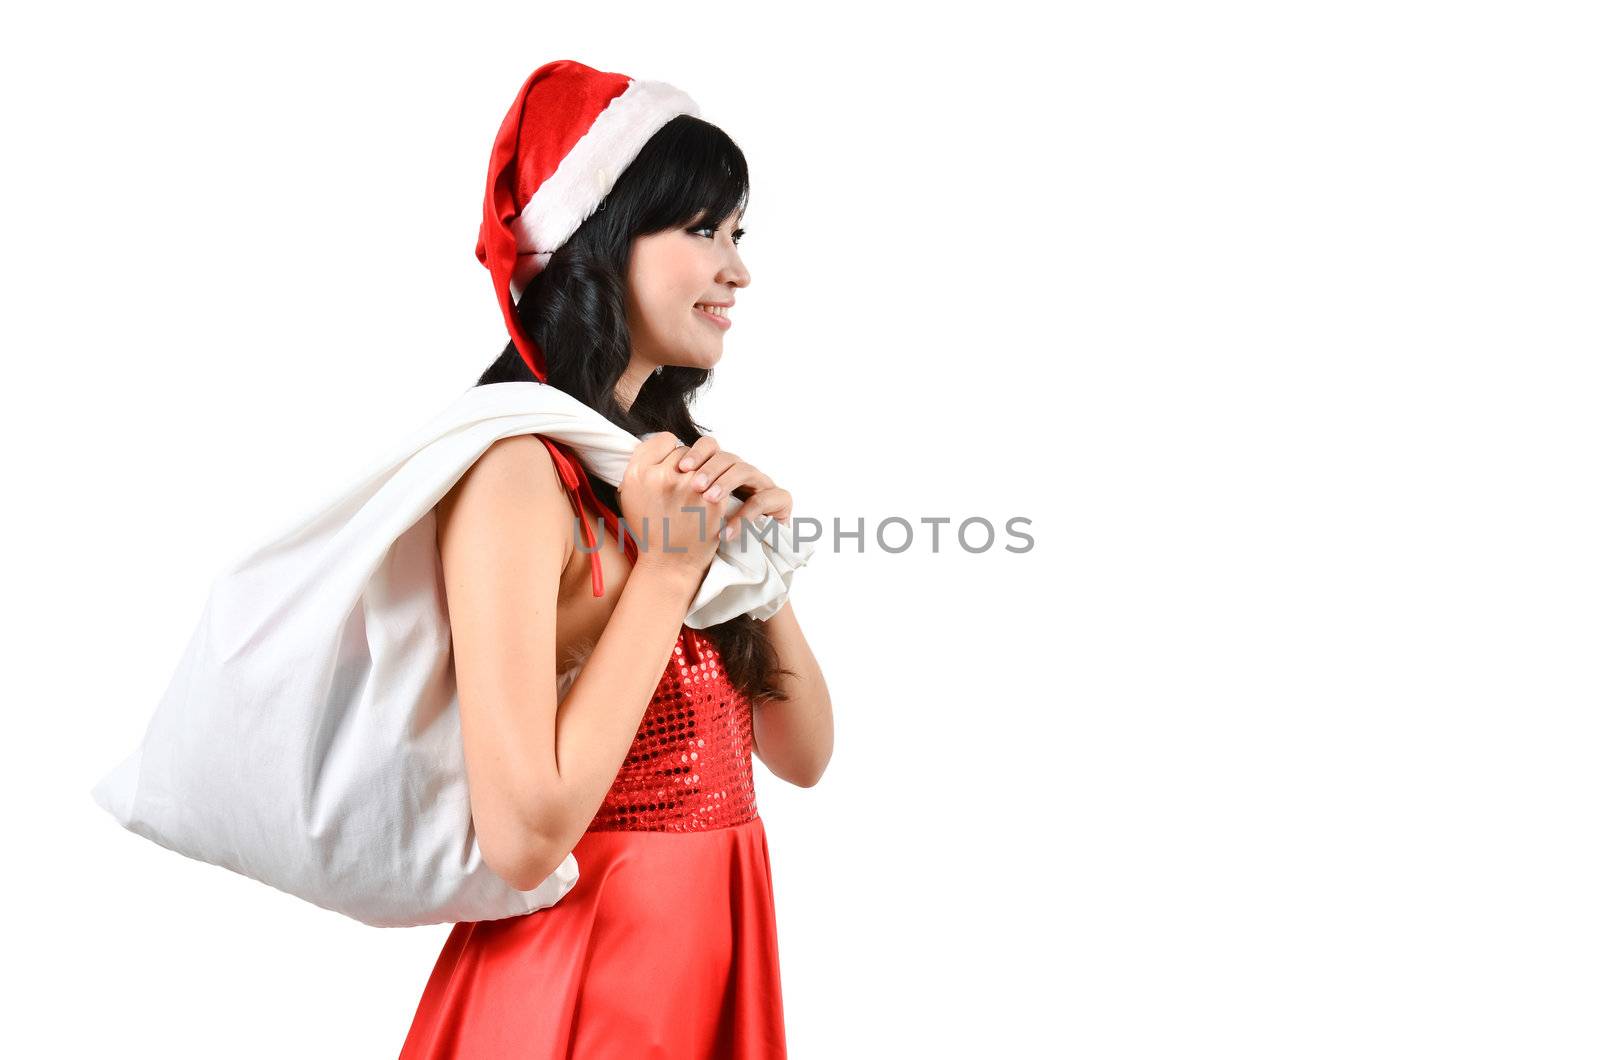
top-left (681, 626), bottom-right (706, 667)
top-left (533, 435), bottom-right (639, 598)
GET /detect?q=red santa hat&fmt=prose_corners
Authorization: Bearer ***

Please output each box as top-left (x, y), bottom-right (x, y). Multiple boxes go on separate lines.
top-left (477, 59), bottom-right (700, 382)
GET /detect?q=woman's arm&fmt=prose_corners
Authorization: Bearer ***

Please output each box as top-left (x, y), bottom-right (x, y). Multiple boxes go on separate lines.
top-left (752, 599), bottom-right (834, 787)
top-left (664, 440), bottom-right (831, 787)
top-left (437, 435), bottom-right (702, 891)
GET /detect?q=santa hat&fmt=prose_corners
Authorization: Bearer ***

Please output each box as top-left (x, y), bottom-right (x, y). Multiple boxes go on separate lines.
top-left (477, 59), bottom-right (700, 382)
top-left (476, 61), bottom-right (701, 598)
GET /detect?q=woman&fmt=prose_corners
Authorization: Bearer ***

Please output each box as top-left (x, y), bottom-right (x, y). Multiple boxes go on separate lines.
top-left (399, 62), bottom-right (833, 1059)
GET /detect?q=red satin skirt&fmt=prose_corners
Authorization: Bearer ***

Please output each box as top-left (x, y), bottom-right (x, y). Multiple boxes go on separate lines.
top-left (398, 816), bottom-right (787, 1059)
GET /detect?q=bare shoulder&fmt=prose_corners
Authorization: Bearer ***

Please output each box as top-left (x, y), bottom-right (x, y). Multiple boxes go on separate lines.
top-left (436, 434), bottom-right (572, 562)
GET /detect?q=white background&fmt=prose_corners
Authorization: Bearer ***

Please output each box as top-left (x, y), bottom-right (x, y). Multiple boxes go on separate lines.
top-left (4, 1), bottom-right (1596, 1056)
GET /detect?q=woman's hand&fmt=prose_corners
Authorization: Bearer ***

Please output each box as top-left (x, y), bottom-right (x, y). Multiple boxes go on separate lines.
top-left (673, 434), bottom-right (793, 543)
top-left (618, 432), bottom-right (727, 580)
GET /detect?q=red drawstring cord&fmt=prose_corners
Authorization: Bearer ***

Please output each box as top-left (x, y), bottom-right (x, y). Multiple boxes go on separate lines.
top-left (534, 436), bottom-right (638, 597)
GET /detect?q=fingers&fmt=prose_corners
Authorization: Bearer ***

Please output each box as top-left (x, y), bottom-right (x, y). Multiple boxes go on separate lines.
top-left (633, 431), bottom-right (684, 467)
top-left (634, 433), bottom-right (701, 481)
top-left (640, 433), bottom-right (722, 476)
top-left (701, 457), bottom-right (774, 503)
top-left (687, 450), bottom-right (739, 495)
top-left (721, 487), bottom-right (794, 539)
top-left (676, 435), bottom-right (721, 474)
top-left (630, 438), bottom-right (790, 543)
top-left (623, 435), bottom-right (689, 508)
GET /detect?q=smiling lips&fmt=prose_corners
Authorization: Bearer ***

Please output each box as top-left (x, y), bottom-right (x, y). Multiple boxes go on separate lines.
top-left (692, 302), bottom-right (733, 330)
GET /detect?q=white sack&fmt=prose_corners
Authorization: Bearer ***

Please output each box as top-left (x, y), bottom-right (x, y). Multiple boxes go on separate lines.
top-left (90, 380), bottom-right (813, 928)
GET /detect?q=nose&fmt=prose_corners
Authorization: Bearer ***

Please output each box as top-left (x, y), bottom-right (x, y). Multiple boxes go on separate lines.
top-left (718, 244), bottom-right (751, 290)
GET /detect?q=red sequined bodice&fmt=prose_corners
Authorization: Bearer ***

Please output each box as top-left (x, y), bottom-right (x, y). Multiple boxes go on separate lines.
top-left (583, 626), bottom-right (760, 833)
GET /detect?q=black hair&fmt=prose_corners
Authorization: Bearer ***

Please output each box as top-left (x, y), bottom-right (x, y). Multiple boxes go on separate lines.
top-left (476, 113), bottom-right (791, 706)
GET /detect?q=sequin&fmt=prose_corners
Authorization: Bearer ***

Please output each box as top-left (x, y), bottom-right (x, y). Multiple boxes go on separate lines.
top-left (584, 627), bottom-right (759, 833)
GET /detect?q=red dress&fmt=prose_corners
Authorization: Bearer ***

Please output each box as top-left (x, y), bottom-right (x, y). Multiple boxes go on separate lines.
top-left (398, 625), bottom-right (788, 1059)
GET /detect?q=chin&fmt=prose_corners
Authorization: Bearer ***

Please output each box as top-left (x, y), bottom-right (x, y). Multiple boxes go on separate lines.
top-left (671, 349), bottom-right (723, 372)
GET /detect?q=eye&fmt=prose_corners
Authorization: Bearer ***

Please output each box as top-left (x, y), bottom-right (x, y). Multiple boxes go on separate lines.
top-left (689, 223), bottom-right (746, 246)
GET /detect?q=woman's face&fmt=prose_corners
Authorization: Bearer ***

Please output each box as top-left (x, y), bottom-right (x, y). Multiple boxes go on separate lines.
top-left (624, 208), bottom-right (750, 372)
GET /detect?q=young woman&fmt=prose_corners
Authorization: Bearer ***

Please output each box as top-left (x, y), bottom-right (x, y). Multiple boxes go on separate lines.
top-left (399, 66), bottom-right (832, 1059)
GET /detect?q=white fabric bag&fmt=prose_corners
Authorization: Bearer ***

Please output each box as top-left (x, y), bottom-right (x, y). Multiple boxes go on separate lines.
top-left (90, 380), bottom-right (813, 928)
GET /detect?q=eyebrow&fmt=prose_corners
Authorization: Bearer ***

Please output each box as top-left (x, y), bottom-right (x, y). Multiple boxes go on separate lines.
top-left (691, 209), bottom-right (745, 227)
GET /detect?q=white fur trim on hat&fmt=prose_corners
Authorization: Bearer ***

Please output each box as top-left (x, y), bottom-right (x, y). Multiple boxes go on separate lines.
top-left (509, 79), bottom-right (699, 298)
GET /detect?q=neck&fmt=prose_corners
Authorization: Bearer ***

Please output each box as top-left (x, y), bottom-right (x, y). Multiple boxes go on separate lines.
top-left (614, 357), bottom-right (657, 414)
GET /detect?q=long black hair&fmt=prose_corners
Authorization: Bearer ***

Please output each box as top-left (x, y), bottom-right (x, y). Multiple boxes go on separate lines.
top-left (476, 113), bottom-right (792, 706)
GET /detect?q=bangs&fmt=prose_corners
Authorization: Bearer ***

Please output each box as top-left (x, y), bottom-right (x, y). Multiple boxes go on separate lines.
top-left (619, 114), bottom-right (750, 234)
